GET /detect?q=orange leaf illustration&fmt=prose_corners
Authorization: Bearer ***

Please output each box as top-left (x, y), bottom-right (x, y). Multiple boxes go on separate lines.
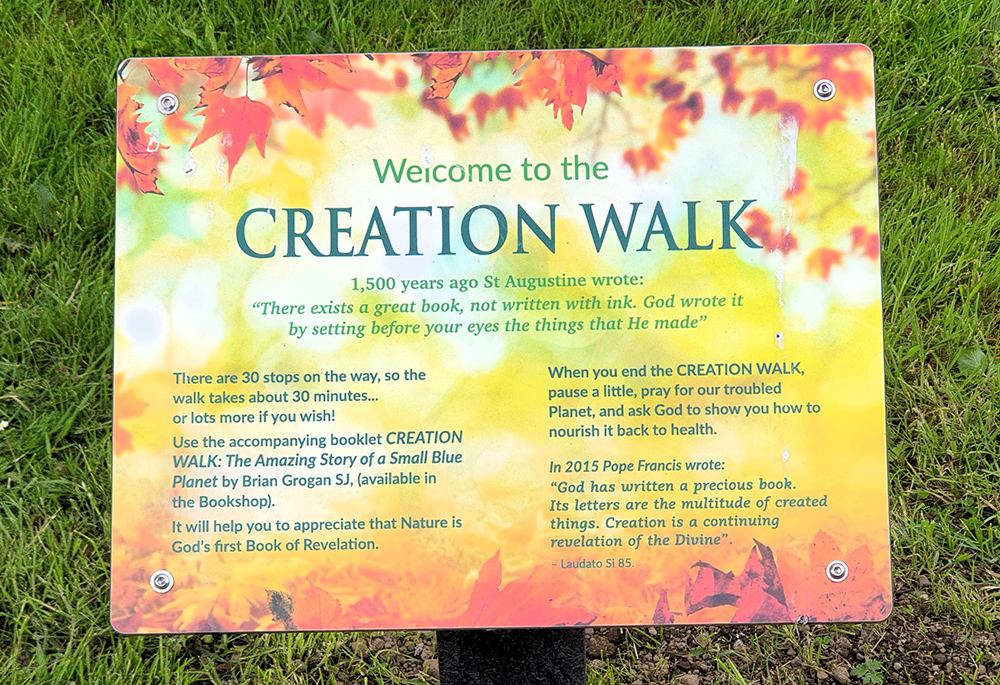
top-left (249, 56), bottom-right (351, 116)
top-left (722, 84), bottom-right (746, 113)
top-left (515, 51), bottom-right (622, 130)
top-left (652, 93), bottom-right (704, 156)
top-left (418, 52), bottom-right (472, 99)
top-left (850, 225), bottom-right (880, 260)
top-left (453, 552), bottom-right (594, 627)
top-left (190, 57), bottom-right (242, 107)
top-left (294, 583), bottom-right (343, 630)
top-left (683, 534), bottom-right (887, 624)
top-left (143, 58), bottom-right (187, 95)
top-left (113, 373), bottom-right (148, 454)
top-left (650, 77), bottom-right (686, 102)
top-left (779, 530), bottom-right (890, 621)
top-left (747, 88), bottom-right (808, 127)
top-left (492, 86), bottom-right (529, 119)
top-left (743, 208), bottom-right (797, 254)
top-left (298, 66), bottom-right (396, 136)
top-left (468, 87), bottom-right (528, 128)
top-left (347, 595), bottom-right (389, 622)
top-left (748, 45), bottom-right (791, 72)
top-left (731, 540), bottom-right (789, 622)
top-left (116, 84), bottom-right (167, 195)
top-left (140, 59), bottom-right (199, 140)
top-left (191, 94), bottom-right (274, 180)
top-left (421, 98), bottom-right (469, 141)
top-left (623, 144), bottom-right (662, 175)
top-left (607, 49), bottom-right (658, 95)
top-left (676, 49), bottom-right (696, 72)
top-left (300, 89), bottom-right (372, 134)
top-left (454, 550), bottom-right (503, 626)
top-left (470, 92), bottom-right (494, 128)
top-left (685, 561), bottom-right (739, 614)
top-left (806, 247), bottom-right (844, 279)
top-left (686, 540), bottom-right (797, 621)
top-left (784, 167), bottom-right (809, 199)
top-left (711, 52), bottom-right (745, 113)
top-left (740, 45), bottom-right (872, 133)
top-left (651, 588), bottom-right (676, 624)
top-left (809, 44), bottom-right (873, 101)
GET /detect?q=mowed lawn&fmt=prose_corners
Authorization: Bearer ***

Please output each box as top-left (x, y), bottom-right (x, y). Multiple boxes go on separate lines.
top-left (1, 1), bottom-right (998, 683)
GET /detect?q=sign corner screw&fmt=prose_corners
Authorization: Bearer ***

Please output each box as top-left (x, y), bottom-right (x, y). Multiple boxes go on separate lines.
top-left (813, 79), bottom-right (836, 101)
top-left (156, 93), bottom-right (180, 115)
top-left (150, 569), bottom-right (174, 593)
top-left (825, 560), bottom-right (849, 583)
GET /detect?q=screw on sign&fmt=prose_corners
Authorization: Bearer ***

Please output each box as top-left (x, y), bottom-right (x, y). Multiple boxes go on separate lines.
top-left (156, 92), bottom-right (179, 115)
top-left (149, 570), bottom-right (174, 593)
top-left (825, 560), bottom-right (849, 583)
top-left (813, 78), bottom-right (836, 101)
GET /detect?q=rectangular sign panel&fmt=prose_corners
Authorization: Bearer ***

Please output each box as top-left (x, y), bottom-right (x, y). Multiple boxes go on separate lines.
top-left (112, 45), bottom-right (889, 633)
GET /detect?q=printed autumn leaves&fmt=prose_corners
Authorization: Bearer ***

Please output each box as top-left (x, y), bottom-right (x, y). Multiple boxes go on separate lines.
top-left (112, 534), bottom-right (887, 631)
top-left (415, 50), bottom-right (623, 141)
top-left (189, 60), bottom-right (274, 181)
top-left (450, 532), bottom-right (888, 629)
top-left (683, 532), bottom-right (889, 624)
top-left (610, 45), bottom-right (874, 176)
top-left (254, 531), bottom-right (888, 631)
top-left (117, 46), bottom-right (874, 193)
top-left (419, 50), bottom-right (621, 133)
top-left (611, 45), bottom-right (879, 282)
top-left (114, 50), bottom-right (629, 194)
top-left (113, 373), bottom-right (147, 455)
top-left (116, 84), bottom-right (166, 195)
top-left (743, 206), bottom-right (881, 279)
top-left (263, 552), bottom-right (594, 631)
top-left (451, 551), bottom-right (595, 628)
top-left (116, 56), bottom-right (369, 191)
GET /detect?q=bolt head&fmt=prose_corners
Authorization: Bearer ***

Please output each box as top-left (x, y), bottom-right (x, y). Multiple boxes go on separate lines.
top-left (150, 569), bottom-right (174, 593)
top-left (156, 93), bottom-right (179, 115)
top-left (813, 79), bottom-right (836, 101)
top-left (825, 560), bottom-right (849, 583)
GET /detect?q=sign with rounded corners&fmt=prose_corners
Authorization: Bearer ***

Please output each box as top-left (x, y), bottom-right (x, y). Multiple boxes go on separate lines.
top-left (112, 45), bottom-right (890, 633)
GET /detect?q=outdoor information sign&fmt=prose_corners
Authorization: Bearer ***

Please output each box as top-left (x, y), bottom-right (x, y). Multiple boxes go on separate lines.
top-left (112, 45), bottom-right (890, 633)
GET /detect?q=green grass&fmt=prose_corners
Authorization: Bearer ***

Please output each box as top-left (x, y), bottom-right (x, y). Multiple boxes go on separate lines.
top-left (1, 0), bottom-right (999, 683)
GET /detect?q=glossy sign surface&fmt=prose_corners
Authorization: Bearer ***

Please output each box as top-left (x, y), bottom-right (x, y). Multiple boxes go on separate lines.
top-left (112, 46), bottom-right (889, 633)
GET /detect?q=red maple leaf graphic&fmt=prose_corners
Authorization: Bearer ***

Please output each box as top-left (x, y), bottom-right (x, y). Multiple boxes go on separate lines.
top-left (191, 95), bottom-right (274, 180)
